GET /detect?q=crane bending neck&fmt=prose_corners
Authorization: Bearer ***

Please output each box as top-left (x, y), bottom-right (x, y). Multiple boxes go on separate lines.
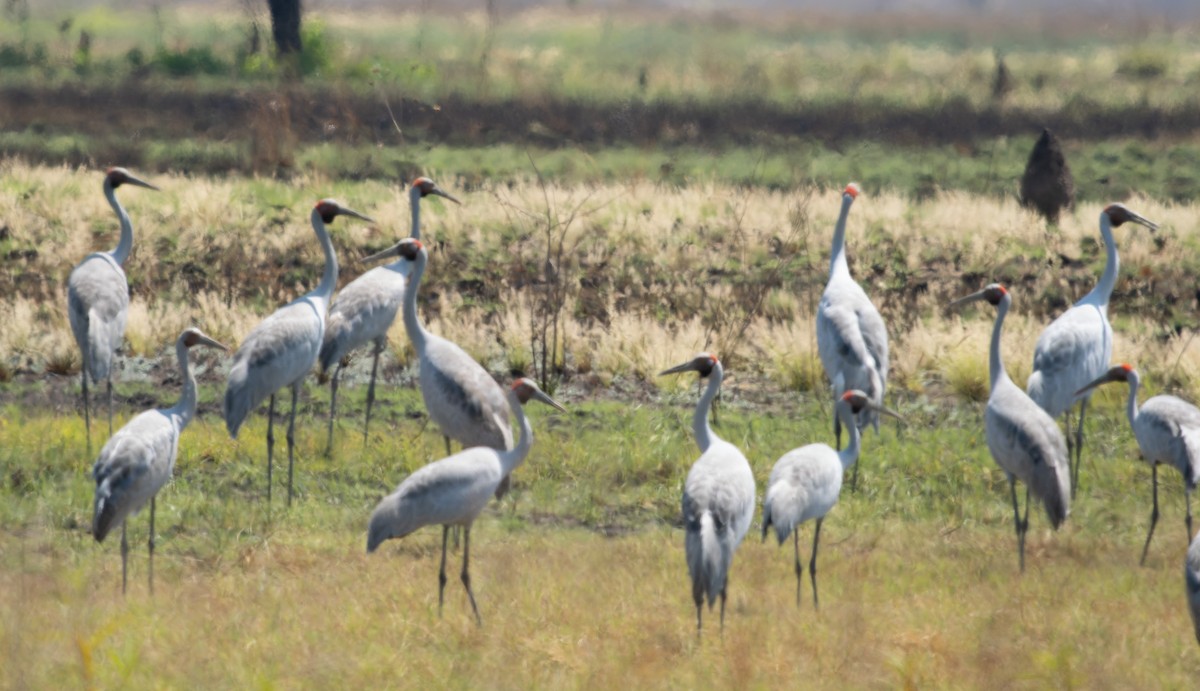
top-left (106, 180), bottom-right (135, 266)
top-left (499, 390), bottom-right (534, 474)
top-left (168, 340), bottom-right (199, 429)
top-left (828, 195), bottom-right (855, 278)
top-left (401, 248), bottom-right (428, 352)
top-left (692, 364), bottom-right (724, 453)
top-left (836, 403), bottom-right (862, 470)
top-left (310, 208), bottom-right (339, 302)
top-left (988, 295), bottom-right (1012, 391)
top-left (1082, 214), bottom-right (1118, 309)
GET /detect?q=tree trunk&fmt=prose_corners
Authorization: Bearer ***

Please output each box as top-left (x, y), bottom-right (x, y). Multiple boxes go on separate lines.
top-left (266, 0), bottom-right (302, 55)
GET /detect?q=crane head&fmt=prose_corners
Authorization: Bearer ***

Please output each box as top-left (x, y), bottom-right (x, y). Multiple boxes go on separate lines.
top-left (105, 167), bottom-right (158, 191)
top-left (511, 377), bottom-right (567, 411)
top-left (660, 352), bottom-right (719, 378)
top-left (180, 327), bottom-right (229, 352)
top-left (361, 237), bottom-right (422, 265)
top-left (314, 199), bottom-right (375, 225)
top-left (411, 177), bottom-right (461, 205)
top-left (1075, 363), bottom-right (1138, 397)
top-left (840, 389), bottom-right (903, 421)
top-left (949, 283), bottom-right (1008, 311)
top-left (1103, 203), bottom-right (1158, 231)
top-left (844, 182), bottom-right (860, 199)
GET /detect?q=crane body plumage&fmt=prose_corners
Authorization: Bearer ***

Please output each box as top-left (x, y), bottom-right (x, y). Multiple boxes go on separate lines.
top-left (1026, 204), bottom-right (1157, 496)
top-left (67, 167), bottom-right (157, 446)
top-left (663, 353), bottom-right (756, 633)
top-left (92, 328), bottom-right (226, 593)
top-left (816, 183), bottom-right (888, 487)
top-left (1187, 532), bottom-right (1200, 645)
top-left (953, 284), bottom-right (1070, 572)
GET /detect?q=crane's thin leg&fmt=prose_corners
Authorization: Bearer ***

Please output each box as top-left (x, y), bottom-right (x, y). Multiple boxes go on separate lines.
top-left (445, 434), bottom-right (460, 550)
top-left (437, 526), bottom-right (449, 617)
top-left (1063, 410), bottom-right (1077, 500)
top-left (106, 377), bottom-right (114, 437)
top-left (444, 434), bottom-right (453, 457)
top-left (82, 369), bottom-right (92, 452)
top-left (1140, 465), bottom-right (1160, 567)
top-left (1187, 488), bottom-right (1194, 543)
top-left (326, 363), bottom-right (341, 457)
top-left (693, 579), bottom-right (704, 634)
top-left (718, 585), bottom-right (727, 634)
top-left (120, 523), bottom-right (128, 596)
top-left (286, 384), bottom-right (298, 507)
top-left (1075, 398), bottom-right (1090, 494)
top-left (266, 394), bottom-right (276, 503)
top-left (810, 518), bottom-right (823, 610)
top-left (364, 346), bottom-right (382, 447)
top-left (1021, 485), bottom-right (1031, 569)
top-left (793, 529), bottom-right (803, 607)
top-left (148, 496), bottom-right (155, 596)
top-left (461, 526), bottom-right (482, 627)
top-left (1009, 477), bottom-right (1024, 573)
top-left (850, 451), bottom-right (861, 492)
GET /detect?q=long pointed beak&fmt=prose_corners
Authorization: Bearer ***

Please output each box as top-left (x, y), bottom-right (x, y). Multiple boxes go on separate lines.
top-left (1074, 373), bottom-right (1114, 398)
top-left (1130, 211), bottom-right (1159, 232)
top-left (867, 402), bottom-right (904, 422)
top-left (660, 361), bottom-right (698, 376)
top-left (340, 207), bottom-right (376, 224)
top-left (532, 389), bottom-right (567, 412)
top-left (197, 334), bottom-right (230, 352)
top-left (126, 174), bottom-right (159, 191)
top-left (432, 188), bottom-right (461, 205)
top-left (361, 242), bottom-right (402, 265)
top-left (948, 290), bottom-right (988, 310)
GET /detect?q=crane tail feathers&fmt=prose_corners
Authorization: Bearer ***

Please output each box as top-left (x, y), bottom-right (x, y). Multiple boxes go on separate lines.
top-left (686, 511), bottom-right (727, 608)
top-left (92, 494), bottom-right (118, 542)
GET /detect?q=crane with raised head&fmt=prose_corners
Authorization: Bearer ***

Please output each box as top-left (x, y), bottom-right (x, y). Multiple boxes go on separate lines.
top-left (762, 389), bottom-right (901, 608)
top-left (1076, 364), bottom-right (1200, 565)
top-left (951, 283), bottom-right (1070, 572)
top-left (68, 167), bottom-right (158, 448)
top-left (367, 378), bottom-right (564, 626)
top-left (223, 199), bottom-right (374, 506)
top-left (661, 353), bottom-right (756, 634)
top-left (816, 182), bottom-right (888, 490)
top-left (319, 178), bottom-right (460, 455)
top-left (360, 237), bottom-right (517, 500)
top-left (1027, 203), bottom-right (1158, 498)
top-left (92, 328), bottom-right (227, 594)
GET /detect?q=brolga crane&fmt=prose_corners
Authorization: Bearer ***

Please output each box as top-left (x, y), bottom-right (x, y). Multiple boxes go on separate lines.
top-left (1187, 532), bottom-right (1200, 645)
top-left (360, 238), bottom-right (517, 500)
top-left (951, 284), bottom-right (1070, 572)
top-left (224, 199), bottom-right (374, 506)
top-left (93, 328), bottom-right (227, 594)
top-left (762, 389), bottom-right (901, 608)
top-left (1026, 204), bottom-right (1158, 498)
top-left (367, 378), bottom-right (564, 626)
top-left (1075, 364), bottom-right (1200, 565)
top-left (661, 353), bottom-right (756, 634)
top-left (816, 182), bottom-right (888, 490)
top-left (68, 167), bottom-right (158, 449)
top-left (319, 178), bottom-right (460, 455)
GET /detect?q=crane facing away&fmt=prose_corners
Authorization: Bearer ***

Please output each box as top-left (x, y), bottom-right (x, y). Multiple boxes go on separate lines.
top-left (93, 328), bottom-right (227, 594)
top-left (367, 378), bottom-right (564, 625)
top-left (661, 353), bottom-right (756, 634)
top-left (1026, 204), bottom-right (1158, 498)
top-left (816, 182), bottom-right (889, 490)
top-left (319, 178), bottom-right (460, 454)
top-left (951, 284), bottom-right (1070, 572)
top-left (1076, 364), bottom-right (1200, 565)
top-left (762, 389), bottom-right (901, 608)
top-left (361, 237), bottom-right (517, 500)
top-left (223, 199), bottom-right (374, 506)
top-left (68, 167), bottom-right (158, 449)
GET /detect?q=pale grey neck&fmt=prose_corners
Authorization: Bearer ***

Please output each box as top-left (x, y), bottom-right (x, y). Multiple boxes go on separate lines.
top-left (167, 340), bottom-right (197, 430)
top-left (310, 208), bottom-right (339, 301)
top-left (106, 181), bottom-right (134, 266)
top-left (836, 403), bottom-right (862, 470)
top-left (989, 295), bottom-right (1012, 391)
top-left (410, 186), bottom-right (422, 240)
top-left (401, 249), bottom-right (428, 352)
top-left (1082, 213), bottom-right (1117, 310)
top-left (1125, 374), bottom-right (1141, 429)
top-left (828, 194), bottom-right (854, 278)
top-left (692, 363), bottom-right (724, 453)
top-left (499, 390), bottom-right (533, 474)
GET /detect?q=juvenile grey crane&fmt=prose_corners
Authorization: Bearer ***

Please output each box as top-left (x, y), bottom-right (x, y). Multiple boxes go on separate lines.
top-left (816, 182), bottom-right (888, 490)
top-left (762, 389), bottom-right (901, 608)
top-left (661, 353), bottom-right (756, 633)
top-left (1187, 531), bottom-right (1200, 645)
top-left (93, 328), bottom-right (227, 594)
top-left (1076, 364), bottom-right (1200, 564)
top-left (951, 284), bottom-right (1070, 572)
top-left (366, 378), bottom-right (564, 626)
top-left (360, 238), bottom-right (516, 500)
top-left (319, 178), bottom-right (460, 454)
top-left (1027, 204), bottom-right (1158, 498)
top-left (68, 167), bottom-right (158, 448)
top-left (223, 199), bottom-right (374, 506)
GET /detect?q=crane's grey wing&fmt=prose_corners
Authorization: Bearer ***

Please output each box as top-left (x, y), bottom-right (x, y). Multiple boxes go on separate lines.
top-left (1139, 396), bottom-right (1200, 487)
top-left (421, 336), bottom-right (511, 450)
top-left (92, 410), bottom-right (178, 541)
top-left (1027, 305), bottom-right (1111, 415)
top-left (762, 445), bottom-right (841, 543)
top-left (986, 387), bottom-right (1071, 528)
top-left (319, 267), bottom-right (406, 372)
top-left (67, 254), bottom-right (130, 382)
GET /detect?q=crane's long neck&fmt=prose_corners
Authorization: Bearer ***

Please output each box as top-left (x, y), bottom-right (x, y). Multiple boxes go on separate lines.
top-left (106, 181), bottom-right (135, 266)
top-left (692, 364), bottom-right (723, 453)
top-left (401, 250), bottom-right (428, 352)
top-left (989, 295), bottom-right (1011, 391)
top-left (167, 340), bottom-right (198, 430)
top-left (1125, 374), bottom-right (1140, 429)
top-left (410, 187), bottom-right (423, 240)
top-left (310, 209), bottom-right (339, 305)
top-left (828, 195), bottom-right (854, 279)
top-left (1083, 214), bottom-right (1117, 309)
top-left (499, 390), bottom-right (533, 475)
top-left (836, 403), bottom-right (862, 470)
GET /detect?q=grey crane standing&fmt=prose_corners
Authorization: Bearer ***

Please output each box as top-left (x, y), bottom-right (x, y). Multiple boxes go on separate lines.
top-left (816, 183), bottom-right (889, 490)
top-left (319, 178), bottom-right (460, 454)
top-left (1076, 364), bottom-right (1200, 564)
top-left (360, 238), bottom-right (517, 500)
top-left (367, 378), bottom-right (565, 625)
top-left (93, 328), bottom-right (227, 593)
top-left (762, 389), bottom-right (901, 608)
top-left (68, 167), bottom-right (158, 449)
top-left (661, 353), bottom-right (756, 633)
top-left (951, 284), bottom-right (1070, 572)
top-left (223, 199), bottom-right (374, 506)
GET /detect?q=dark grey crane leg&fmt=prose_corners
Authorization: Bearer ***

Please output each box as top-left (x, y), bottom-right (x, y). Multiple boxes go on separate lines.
top-left (1187, 488), bottom-right (1194, 544)
top-left (810, 518), bottom-right (823, 609)
top-left (438, 525), bottom-right (450, 617)
top-left (1140, 465), bottom-right (1160, 567)
top-left (106, 377), bottom-right (114, 436)
top-left (445, 434), bottom-right (460, 550)
top-left (718, 585), bottom-right (727, 633)
top-left (693, 578), bottom-right (704, 634)
top-left (325, 363), bottom-right (341, 457)
top-left (1063, 410), bottom-right (1077, 500)
top-left (286, 384), bottom-right (298, 507)
top-left (120, 523), bottom-right (128, 595)
top-left (1073, 398), bottom-right (1090, 497)
top-left (363, 344), bottom-right (382, 447)
top-left (793, 529), bottom-right (803, 607)
top-left (266, 394), bottom-right (276, 503)
top-left (148, 496), bottom-right (155, 595)
top-left (82, 369), bottom-right (92, 452)
top-left (461, 527), bottom-right (483, 627)
top-left (1009, 477), bottom-right (1025, 573)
